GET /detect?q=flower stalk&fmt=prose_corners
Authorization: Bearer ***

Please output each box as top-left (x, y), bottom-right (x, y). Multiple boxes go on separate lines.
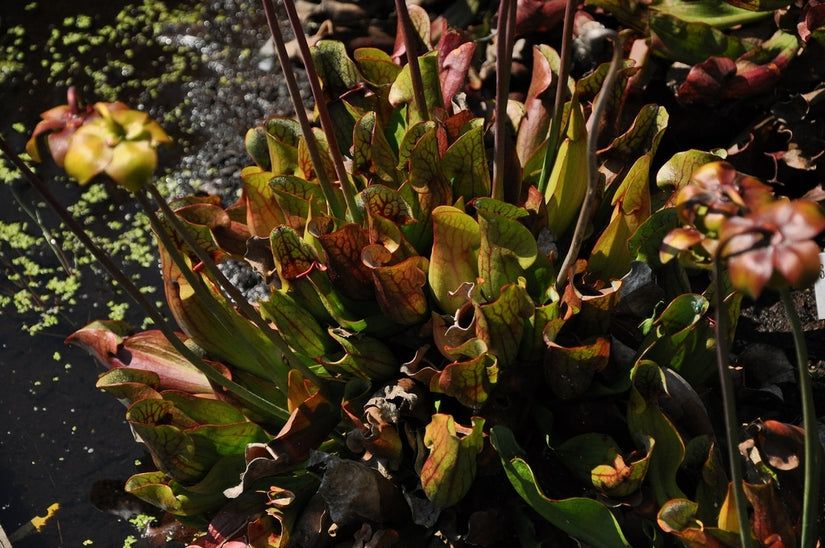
top-left (491, 0), bottom-right (517, 201)
top-left (712, 259), bottom-right (754, 548)
top-left (260, 0), bottom-right (349, 222)
top-left (555, 29), bottom-right (623, 293)
top-left (779, 287), bottom-right (821, 548)
top-left (277, 0), bottom-right (363, 224)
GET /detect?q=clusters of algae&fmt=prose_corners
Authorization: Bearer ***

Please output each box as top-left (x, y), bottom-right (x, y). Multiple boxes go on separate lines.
top-left (0, 153), bottom-right (159, 334)
top-left (0, 0), bottom-right (215, 334)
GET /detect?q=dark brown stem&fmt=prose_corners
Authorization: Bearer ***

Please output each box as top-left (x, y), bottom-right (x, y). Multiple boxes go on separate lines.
top-left (277, 0), bottom-right (362, 223)
top-left (260, 0), bottom-right (348, 221)
top-left (538, 0), bottom-right (576, 194)
top-left (395, 0), bottom-right (429, 122)
top-left (492, 0), bottom-right (517, 201)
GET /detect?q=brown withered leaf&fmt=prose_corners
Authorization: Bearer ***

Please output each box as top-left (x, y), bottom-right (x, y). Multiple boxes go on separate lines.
top-left (311, 452), bottom-right (410, 525)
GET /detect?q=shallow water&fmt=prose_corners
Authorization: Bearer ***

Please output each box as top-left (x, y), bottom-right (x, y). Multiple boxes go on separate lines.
top-left (0, 0), bottom-right (293, 544)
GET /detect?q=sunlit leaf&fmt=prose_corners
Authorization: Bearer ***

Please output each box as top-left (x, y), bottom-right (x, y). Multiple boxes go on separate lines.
top-left (475, 282), bottom-right (534, 367)
top-left (603, 104), bottom-right (669, 163)
top-left (127, 398), bottom-right (209, 483)
top-left (407, 125), bottom-right (452, 212)
top-left (308, 218), bottom-right (375, 300)
top-left (657, 498), bottom-right (741, 547)
top-left (438, 38), bottom-right (476, 108)
top-left (264, 117), bottom-right (302, 173)
top-left (389, 51), bottom-right (444, 124)
top-left (259, 289), bottom-right (334, 360)
top-left (491, 426), bottom-right (633, 547)
top-left (650, 12), bottom-right (750, 65)
top-left (475, 198), bottom-right (537, 301)
top-left (516, 44), bottom-right (566, 168)
top-left (354, 47), bottom-right (402, 87)
top-left (362, 244), bottom-right (429, 325)
top-left (589, 155), bottom-right (653, 280)
top-left (421, 414), bottom-right (485, 508)
top-left (429, 205), bottom-right (480, 315)
top-left (66, 320), bottom-right (213, 394)
top-left (270, 175), bottom-right (326, 233)
top-left (519, 301), bottom-right (562, 362)
top-left (269, 225), bottom-right (319, 283)
top-left (125, 458), bottom-right (239, 516)
top-left (591, 435), bottom-right (653, 498)
top-left (656, 149), bottom-right (725, 194)
top-left (96, 367), bottom-right (163, 405)
top-left (654, 0), bottom-right (771, 27)
top-left (544, 94), bottom-right (587, 237)
top-left (240, 166), bottom-right (285, 238)
top-left (556, 433), bottom-right (652, 497)
top-left (311, 39), bottom-right (363, 100)
top-left (629, 208), bottom-right (680, 268)
top-left (352, 111), bottom-right (400, 186)
top-left (297, 127), bottom-right (336, 183)
top-left (325, 329), bottom-right (399, 380)
top-left (442, 124), bottom-right (490, 200)
top-left (431, 349), bottom-right (498, 408)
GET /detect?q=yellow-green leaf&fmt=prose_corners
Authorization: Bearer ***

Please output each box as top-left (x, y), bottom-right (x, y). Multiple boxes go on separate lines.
top-left (421, 414), bottom-right (485, 508)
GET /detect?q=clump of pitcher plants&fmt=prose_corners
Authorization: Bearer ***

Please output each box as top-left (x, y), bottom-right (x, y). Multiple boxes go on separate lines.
top-left (4, 0), bottom-right (825, 545)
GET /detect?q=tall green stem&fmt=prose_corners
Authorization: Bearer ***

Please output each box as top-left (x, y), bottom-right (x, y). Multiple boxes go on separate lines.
top-left (0, 136), bottom-right (290, 422)
top-left (713, 261), bottom-right (753, 548)
top-left (779, 288), bottom-right (821, 548)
